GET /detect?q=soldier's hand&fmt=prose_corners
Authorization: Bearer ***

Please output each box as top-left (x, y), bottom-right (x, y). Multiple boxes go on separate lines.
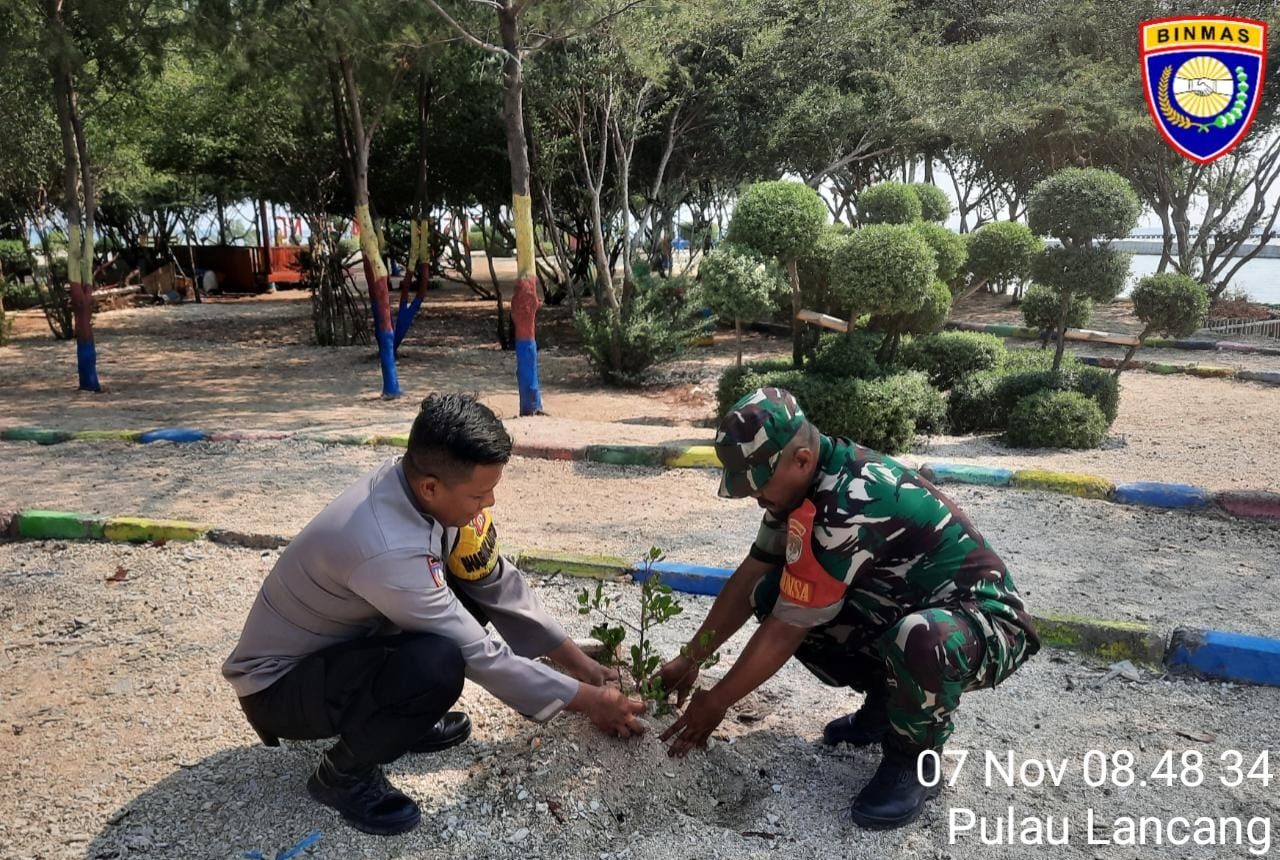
top-left (578, 685), bottom-right (647, 739)
top-left (656, 654), bottom-right (699, 708)
top-left (659, 688), bottom-right (727, 757)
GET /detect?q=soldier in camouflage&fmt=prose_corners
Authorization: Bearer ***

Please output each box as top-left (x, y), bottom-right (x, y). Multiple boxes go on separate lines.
top-left (658, 387), bottom-right (1038, 829)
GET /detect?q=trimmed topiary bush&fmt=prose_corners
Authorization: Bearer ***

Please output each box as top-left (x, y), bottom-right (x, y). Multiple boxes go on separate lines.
top-left (964, 221), bottom-right (1042, 297)
top-left (910, 183), bottom-right (952, 223)
top-left (857, 181), bottom-right (923, 225)
top-left (795, 224), bottom-right (850, 317)
top-left (902, 331), bottom-right (1006, 390)
top-left (995, 366), bottom-right (1119, 427)
top-left (1021, 283), bottom-right (1092, 331)
top-left (1117, 273), bottom-right (1210, 374)
top-left (1072, 366), bottom-right (1121, 424)
top-left (1030, 245), bottom-right (1131, 306)
top-left (912, 222), bottom-right (967, 284)
top-left (830, 224), bottom-right (936, 321)
top-left (869, 279), bottom-right (953, 362)
top-left (948, 369), bottom-right (1004, 434)
top-left (808, 330), bottom-right (884, 379)
top-left (1000, 347), bottom-right (1080, 373)
top-left (1006, 390), bottom-right (1108, 449)
top-left (716, 358), bottom-right (793, 415)
top-left (699, 244), bottom-right (787, 366)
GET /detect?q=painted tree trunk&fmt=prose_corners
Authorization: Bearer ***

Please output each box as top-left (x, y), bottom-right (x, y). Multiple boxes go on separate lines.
top-left (49, 37), bottom-right (100, 392)
top-left (395, 218), bottom-right (430, 351)
top-left (500, 7), bottom-right (542, 415)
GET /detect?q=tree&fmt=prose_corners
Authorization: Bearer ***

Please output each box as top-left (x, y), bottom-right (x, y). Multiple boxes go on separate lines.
top-left (963, 221), bottom-right (1042, 298)
top-left (910, 182), bottom-right (951, 223)
top-left (1115, 273), bottom-right (1209, 376)
top-left (830, 223), bottom-right (936, 358)
top-left (699, 244), bottom-right (786, 367)
top-left (726, 180), bottom-right (827, 366)
top-left (1027, 168), bottom-right (1139, 371)
top-left (857, 181), bottom-right (922, 225)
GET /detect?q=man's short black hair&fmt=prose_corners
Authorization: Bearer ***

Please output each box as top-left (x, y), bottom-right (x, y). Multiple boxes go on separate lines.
top-left (404, 392), bottom-right (512, 483)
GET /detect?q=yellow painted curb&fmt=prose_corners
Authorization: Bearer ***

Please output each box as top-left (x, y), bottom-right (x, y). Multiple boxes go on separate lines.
top-left (664, 445), bottom-right (721, 469)
top-left (1186, 365), bottom-right (1235, 379)
top-left (1012, 469), bottom-right (1115, 500)
top-left (103, 517), bottom-right (211, 543)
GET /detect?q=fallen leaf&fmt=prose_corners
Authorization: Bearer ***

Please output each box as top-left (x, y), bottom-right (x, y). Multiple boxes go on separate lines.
top-left (547, 799), bottom-right (566, 823)
top-left (106, 566), bottom-right (129, 582)
top-left (150, 538), bottom-right (167, 548)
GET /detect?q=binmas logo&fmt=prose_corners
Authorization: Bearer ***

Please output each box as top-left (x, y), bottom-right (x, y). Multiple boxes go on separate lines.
top-left (1141, 17), bottom-right (1267, 163)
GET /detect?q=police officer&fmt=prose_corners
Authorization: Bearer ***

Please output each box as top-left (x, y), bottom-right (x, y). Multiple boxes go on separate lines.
top-left (658, 387), bottom-right (1038, 829)
top-left (224, 393), bottom-right (645, 836)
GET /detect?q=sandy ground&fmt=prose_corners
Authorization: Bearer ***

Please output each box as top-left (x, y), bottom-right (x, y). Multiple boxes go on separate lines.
top-left (5, 281), bottom-right (1280, 489)
top-left (1, 539), bottom-right (1277, 860)
top-left (0, 440), bottom-right (1277, 638)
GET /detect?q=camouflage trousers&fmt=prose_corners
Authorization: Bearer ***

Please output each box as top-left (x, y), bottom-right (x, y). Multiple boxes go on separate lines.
top-left (752, 577), bottom-right (1033, 751)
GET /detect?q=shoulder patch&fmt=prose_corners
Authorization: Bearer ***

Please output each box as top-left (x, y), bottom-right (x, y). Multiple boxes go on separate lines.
top-left (780, 499), bottom-right (847, 608)
top-left (448, 508), bottom-right (499, 581)
top-left (427, 556), bottom-right (446, 588)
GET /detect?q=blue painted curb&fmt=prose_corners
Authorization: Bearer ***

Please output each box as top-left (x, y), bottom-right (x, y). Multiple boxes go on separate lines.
top-left (140, 427), bottom-right (208, 444)
top-left (1114, 481), bottom-right (1212, 509)
top-left (639, 560), bottom-right (734, 596)
top-left (1173, 338), bottom-right (1218, 351)
top-left (924, 463), bottom-right (1014, 487)
top-left (1167, 628), bottom-right (1280, 686)
top-left (1238, 369), bottom-right (1280, 384)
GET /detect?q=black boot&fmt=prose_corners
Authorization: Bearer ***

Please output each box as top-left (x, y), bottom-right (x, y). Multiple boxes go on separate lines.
top-left (307, 746), bottom-right (421, 836)
top-left (407, 711), bottom-right (471, 754)
top-left (822, 688), bottom-right (889, 747)
top-left (849, 741), bottom-right (941, 830)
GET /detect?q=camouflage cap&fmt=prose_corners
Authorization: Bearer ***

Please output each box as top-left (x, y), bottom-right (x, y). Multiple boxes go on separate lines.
top-left (715, 387), bottom-right (806, 499)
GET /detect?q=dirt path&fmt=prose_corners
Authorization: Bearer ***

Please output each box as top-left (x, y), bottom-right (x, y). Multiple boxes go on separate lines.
top-left (1, 539), bottom-right (1276, 860)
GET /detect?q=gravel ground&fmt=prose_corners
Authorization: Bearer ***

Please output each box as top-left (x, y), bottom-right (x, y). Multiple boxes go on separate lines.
top-left (1, 441), bottom-right (1277, 638)
top-left (0, 540), bottom-right (1277, 860)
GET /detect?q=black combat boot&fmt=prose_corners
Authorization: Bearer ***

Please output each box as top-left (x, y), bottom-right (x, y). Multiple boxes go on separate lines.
top-left (822, 687), bottom-right (890, 747)
top-left (307, 744), bottom-right (421, 836)
top-left (407, 711), bottom-right (472, 754)
top-left (849, 740), bottom-right (942, 830)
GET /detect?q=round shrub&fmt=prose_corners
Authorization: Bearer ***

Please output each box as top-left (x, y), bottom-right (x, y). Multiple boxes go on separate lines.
top-left (857, 181), bottom-right (923, 225)
top-left (1000, 347), bottom-right (1081, 373)
top-left (994, 366), bottom-right (1119, 428)
top-left (808, 330), bottom-right (883, 379)
top-left (1, 280), bottom-right (42, 310)
top-left (796, 225), bottom-right (851, 314)
top-left (1021, 283), bottom-right (1092, 331)
top-left (1027, 168), bottom-right (1141, 244)
top-left (1131, 272), bottom-right (1209, 339)
top-left (912, 222), bottom-right (967, 283)
top-left (1006, 390), bottom-right (1108, 449)
top-left (830, 224), bottom-right (935, 318)
top-left (1030, 244), bottom-right (1132, 304)
top-left (902, 331), bottom-right (1006, 390)
top-left (716, 359), bottom-right (794, 415)
top-left (1071, 366), bottom-right (1120, 425)
top-left (700, 244), bottom-right (787, 324)
top-left (965, 222), bottom-right (1042, 290)
top-left (948, 369), bottom-right (1003, 434)
top-left (727, 181), bottom-right (827, 261)
top-left (869, 279), bottom-right (953, 344)
top-left (910, 183), bottom-right (952, 223)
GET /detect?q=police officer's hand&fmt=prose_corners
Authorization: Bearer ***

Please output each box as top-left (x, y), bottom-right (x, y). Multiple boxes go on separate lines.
top-left (571, 684), bottom-right (647, 738)
top-left (659, 688), bottom-right (727, 757)
top-left (656, 654), bottom-right (699, 708)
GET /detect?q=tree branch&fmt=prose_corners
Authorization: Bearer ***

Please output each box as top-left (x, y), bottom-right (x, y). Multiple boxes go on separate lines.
top-left (422, 0), bottom-right (514, 63)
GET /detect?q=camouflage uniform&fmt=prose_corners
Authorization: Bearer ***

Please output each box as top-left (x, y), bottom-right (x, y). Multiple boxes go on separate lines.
top-left (717, 389), bottom-right (1039, 752)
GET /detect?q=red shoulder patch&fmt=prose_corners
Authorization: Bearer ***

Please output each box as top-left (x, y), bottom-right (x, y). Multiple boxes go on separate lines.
top-left (780, 500), bottom-right (847, 608)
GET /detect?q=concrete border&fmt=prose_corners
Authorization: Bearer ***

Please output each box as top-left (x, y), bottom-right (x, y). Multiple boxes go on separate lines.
top-left (3, 510), bottom-right (1274, 686)
top-left (948, 319), bottom-right (1280, 359)
top-left (3, 428), bottom-right (1280, 524)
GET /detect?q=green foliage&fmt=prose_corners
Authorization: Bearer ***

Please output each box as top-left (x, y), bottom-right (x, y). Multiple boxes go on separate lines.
top-left (1131, 273), bottom-right (1209, 339)
top-left (965, 222), bottom-right (1042, 289)
top-left (1021, 283), bottom-right (1092, 330)
top-left (717, 365), bottom-right (945, 453)
top-left (577, 547), bottom-right (718, 713)
top-left (1, 280), bottom-right (43, 311)
top-left (716, 358), bottom-right (793, 416)
top-left (727, 180), bottom-right (827, 261)
top-left (870, 279), bottom-right (952, 342)
top-left (910, 182), bottom-right (952, 223)
top-left (795, 225), bottom-right (850, 313)
top-left (901, 331), bottom-right (1006, 390)
top-left (1031, 245), bottom-right (1131, 304)
top-left (808, 330), bottom-right (884, 379)
top-left (948, 353), bottom-right (1109, 434)
top-left (575, 276), bottom-right (702, 386)
top-left (830, 223), bottom-right (935, 318)
top-left (1007, 390), bottom-right (1108, 449)
top-left (912, 223), bottom-right (967, 284)
top-left (699, 244), bottom-right (787, 323)
top-left (1027, 168), bottom-right (1141, 245)
top-left (0, 240), bottom-right (28, 274)
top-left (1000, 347), bottom-right (1080, 374)
top-left (996, 366), bottom-right (1119, 427)
top-left (947, 370), bottom-right (1003, 434)
top-left (857, 181), bottom-right (922, 225)
top-left (0, 302), bottom-right (10, 346)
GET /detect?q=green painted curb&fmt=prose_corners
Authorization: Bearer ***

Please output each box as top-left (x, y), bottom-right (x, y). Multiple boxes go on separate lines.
top-left (17, 509), bottom-right (105, 540)
top-left (2, 427), bottom-right (76, 445)
top-left (367, 434), bottom-right (409, 448)
top-left (516, 551), bottom-right (633, 580)
top-left (299, 434), bottom-right (373, 446)
top-left (583, 445), bottom-right (667, 467)
top-left (102, 517), bottom-right (210, 543)
top-left (1186, 365), bottom-right (1235, 379)
top-left (1033, 612), bottom-right (1166, 666)
top-left (1012, 469), bottom-right (1115, 500)
top-left (72, 430), bottom-right (145, 442)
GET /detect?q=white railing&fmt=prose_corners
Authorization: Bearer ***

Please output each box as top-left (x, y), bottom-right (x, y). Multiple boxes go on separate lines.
top-left (1205, 317), bottom-right (1280, 339)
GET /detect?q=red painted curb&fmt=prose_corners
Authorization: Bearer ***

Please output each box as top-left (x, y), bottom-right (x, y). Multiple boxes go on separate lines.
top-left (1215, 491), bottom-right (1280, 521)
top-left (512, 443), bottom-right (584, 462)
